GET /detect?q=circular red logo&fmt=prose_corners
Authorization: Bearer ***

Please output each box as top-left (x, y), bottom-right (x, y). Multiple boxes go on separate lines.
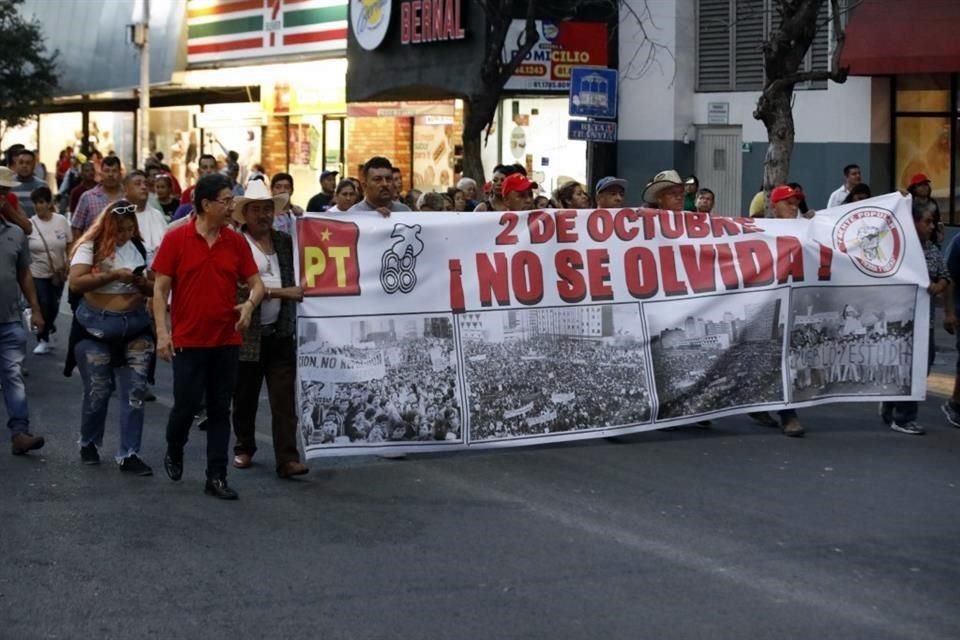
top-left (832, 207), bottom-right (904, 278)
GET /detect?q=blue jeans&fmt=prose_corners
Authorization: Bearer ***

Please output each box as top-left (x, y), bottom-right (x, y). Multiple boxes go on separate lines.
top-left (881, 326), bottom-right (934, 426)
top-left (74, 301), bottom-right (154, 460)
top-left (0, 321), bottom-right (30, 435)
top-left (165, 346), bottom-right (239, 479)
top-left (33, 277), bottom-right (64, 342)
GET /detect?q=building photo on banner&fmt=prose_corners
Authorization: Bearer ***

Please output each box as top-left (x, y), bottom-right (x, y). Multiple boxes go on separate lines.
top-left (293, 193), bottom-right (929, 458)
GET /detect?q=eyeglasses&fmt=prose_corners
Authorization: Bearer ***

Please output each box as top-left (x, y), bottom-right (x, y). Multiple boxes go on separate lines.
top-left (111, 204), bottom-right (137, 215)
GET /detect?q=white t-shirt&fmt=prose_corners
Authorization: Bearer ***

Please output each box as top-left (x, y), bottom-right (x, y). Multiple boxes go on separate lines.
top-left (244, 233), bottom-right (282, 326)
top-left (826, 185), bottom-right (849, 210)
top-left (71, 240), bottom-right (146, 295)
top-left (136, 205), bottom-right (168, 265)
top-left (28, 214), bottom-right (72, 278)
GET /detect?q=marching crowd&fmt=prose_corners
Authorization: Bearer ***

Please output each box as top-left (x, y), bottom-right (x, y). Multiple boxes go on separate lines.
top-left (2, 137), bottom-right (959, 499)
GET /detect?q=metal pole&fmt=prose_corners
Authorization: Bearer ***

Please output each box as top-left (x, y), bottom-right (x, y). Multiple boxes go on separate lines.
top-left (138, 0), bottom-right (150, 167)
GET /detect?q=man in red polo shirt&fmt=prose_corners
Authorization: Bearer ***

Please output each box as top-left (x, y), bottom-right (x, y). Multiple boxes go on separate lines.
top-left (152, 173), bottom-right (265, 499)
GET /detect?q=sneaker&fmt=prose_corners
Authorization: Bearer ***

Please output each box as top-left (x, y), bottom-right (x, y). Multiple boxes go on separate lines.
top-left (32, 340), bottom-right (51, 355)
top-left (891, 421), bottom-right (925, 436)
top-left (80, 444), bottom-right (100, 465)
top-left (119, 454), bottom-right (153, 476)
top-left (941, 401), bottom-right (960, 428)
top-left (879, 403), bottom-right (893, 428)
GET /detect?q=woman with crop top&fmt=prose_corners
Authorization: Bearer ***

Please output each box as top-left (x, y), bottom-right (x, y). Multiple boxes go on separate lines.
top-left (67, 200), bottom-right (156, 474)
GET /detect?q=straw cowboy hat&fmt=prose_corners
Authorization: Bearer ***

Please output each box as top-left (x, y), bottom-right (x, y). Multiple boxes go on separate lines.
top-left (642, 170), bottom-right (684, 204)
top-left (0, 166), bottom-right (18, 188)
top-left (232, 179), bottom-right (288, 224)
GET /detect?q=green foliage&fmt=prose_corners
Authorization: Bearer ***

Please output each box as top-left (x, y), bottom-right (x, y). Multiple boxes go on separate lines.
top-left (0, 0), bottom-right (58, 134)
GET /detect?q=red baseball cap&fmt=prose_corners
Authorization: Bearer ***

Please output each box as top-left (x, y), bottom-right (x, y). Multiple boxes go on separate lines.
top-left (771, 184), bottom-right (804, 204)
top-left (909, 173), bottom-right (931, 188)
top-left (501, 173), bottom-right (538, 197)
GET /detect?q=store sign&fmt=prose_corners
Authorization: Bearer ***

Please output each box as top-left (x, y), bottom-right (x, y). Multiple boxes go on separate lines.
top-left (186, 0), bottom-right (348, 65)
top-left (503, 21), bottom-right (608, 92)
top-left (347, 101), bottom-right (455, 118)
top-left (400, 0), bottom-right (466, 44)
top-left (351, 0), bottom-right (392, 50)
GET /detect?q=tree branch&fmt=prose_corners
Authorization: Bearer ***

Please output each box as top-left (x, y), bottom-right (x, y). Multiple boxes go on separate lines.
top-left (619, 0), bottom-right (675, 82)
top-left (496, 0), bottom-right (539, 87)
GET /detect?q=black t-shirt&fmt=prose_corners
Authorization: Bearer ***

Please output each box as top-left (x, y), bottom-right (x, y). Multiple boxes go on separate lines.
top-left (158, 199), bottom-right (179, 220)
top-left (306, 192), bottom-right (332, 212)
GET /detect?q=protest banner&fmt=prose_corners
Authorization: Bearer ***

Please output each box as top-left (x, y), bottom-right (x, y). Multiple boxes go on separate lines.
top-left (295, 193), bottom-right (929, 457)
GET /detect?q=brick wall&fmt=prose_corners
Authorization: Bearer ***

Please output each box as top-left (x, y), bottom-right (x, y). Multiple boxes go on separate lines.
top-left (346, 116), bottom-right (413, 188)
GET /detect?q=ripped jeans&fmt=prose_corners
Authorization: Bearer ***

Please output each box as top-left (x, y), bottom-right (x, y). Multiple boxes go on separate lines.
top-left (74, 300), bottom-right (155, 461)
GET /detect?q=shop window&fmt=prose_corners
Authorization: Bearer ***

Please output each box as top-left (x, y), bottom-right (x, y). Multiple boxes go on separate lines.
top-left (896, 74), bottom-right (951, 113)
top-left (895, 116), bottom-right (952, 215)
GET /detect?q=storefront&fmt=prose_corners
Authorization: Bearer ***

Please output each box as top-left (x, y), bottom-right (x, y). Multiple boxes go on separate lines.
top-left (346, 1), bottom-right (611, 196)
top-left (20, 0), bottom-right (367, 209)
top-left (841, 0), bottom-right (960, 222)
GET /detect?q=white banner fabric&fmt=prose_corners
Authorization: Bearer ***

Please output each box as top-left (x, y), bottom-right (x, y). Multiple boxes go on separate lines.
top-left (294, 193), bottom-right (930, 458)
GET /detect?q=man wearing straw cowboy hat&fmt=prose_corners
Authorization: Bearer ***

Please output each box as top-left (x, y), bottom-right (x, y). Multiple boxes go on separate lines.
top-left (643, 170), bottom-right (688, 210)
top-left (229, 179), bottom-right (309, 479)
top-left (153, 173), bottom-right (265, 499)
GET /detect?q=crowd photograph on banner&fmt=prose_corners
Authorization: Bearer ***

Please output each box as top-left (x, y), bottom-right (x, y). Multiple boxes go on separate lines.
top-left (788, 286), bottom-right (917, 402)
top-left (647, 290), bottom-right (789, 420)
top-left (461, 305), bottom-right (653, 441)
top-left (297, 314), bottom-right (462, 449)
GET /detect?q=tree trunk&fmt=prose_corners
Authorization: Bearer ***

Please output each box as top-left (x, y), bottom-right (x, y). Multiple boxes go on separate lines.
top-left (461, 90), bottom-right (503, 184)
top-left (461, 99), bottom-right (487, 184)
top-left (759, 86), bottom-right (795, 199)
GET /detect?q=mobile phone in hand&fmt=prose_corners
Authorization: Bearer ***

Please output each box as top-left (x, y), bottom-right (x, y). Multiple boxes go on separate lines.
top-left (133, 265), bottom-right (146, 276)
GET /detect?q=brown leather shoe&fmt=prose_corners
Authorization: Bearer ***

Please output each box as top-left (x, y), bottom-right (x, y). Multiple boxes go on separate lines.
top-left (278, 461), bottom-right (309, 478)
top-left (781, 417), bottom-right (806, 437)
top-left (233, 453), bottom-right (253, 469)
top-left (11, 433), bottom-right (45, 455)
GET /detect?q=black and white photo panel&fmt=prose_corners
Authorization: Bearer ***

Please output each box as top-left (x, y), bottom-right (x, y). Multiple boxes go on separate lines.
top-left (297, 315), bottom-right (463, 448)
top-left (787, 285), bottom-right (916, 402)
top-left (647, 289), bottom-right (789, 420)
top-left (460, 304), bottom-right (653, 442)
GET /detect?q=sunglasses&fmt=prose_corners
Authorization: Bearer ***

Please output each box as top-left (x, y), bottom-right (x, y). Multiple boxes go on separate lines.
top-left (111, 204), bottom-right (137, 215)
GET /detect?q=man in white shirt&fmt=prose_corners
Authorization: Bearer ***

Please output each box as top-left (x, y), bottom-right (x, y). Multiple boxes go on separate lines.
top-left (826, 164), bottom-right (863, 209)
top-left (123, 170), bottom-right (168, 265)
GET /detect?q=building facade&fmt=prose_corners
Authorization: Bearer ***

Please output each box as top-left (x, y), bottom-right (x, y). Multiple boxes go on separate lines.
top-left (616, 0), bottom-right (960, 223)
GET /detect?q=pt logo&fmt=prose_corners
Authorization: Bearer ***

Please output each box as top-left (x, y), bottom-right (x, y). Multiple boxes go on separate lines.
top-left (380, 224), bottom-right (424, 294)
top-left (299, 219), bottom-right (361, 296)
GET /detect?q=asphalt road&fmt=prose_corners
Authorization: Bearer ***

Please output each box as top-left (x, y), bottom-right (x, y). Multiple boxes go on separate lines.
top-left (2, 313), bottom-right (959, 639)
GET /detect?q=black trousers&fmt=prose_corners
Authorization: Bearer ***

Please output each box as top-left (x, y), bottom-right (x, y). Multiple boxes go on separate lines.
top-left (165, 346), bottom-right (239, 479)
